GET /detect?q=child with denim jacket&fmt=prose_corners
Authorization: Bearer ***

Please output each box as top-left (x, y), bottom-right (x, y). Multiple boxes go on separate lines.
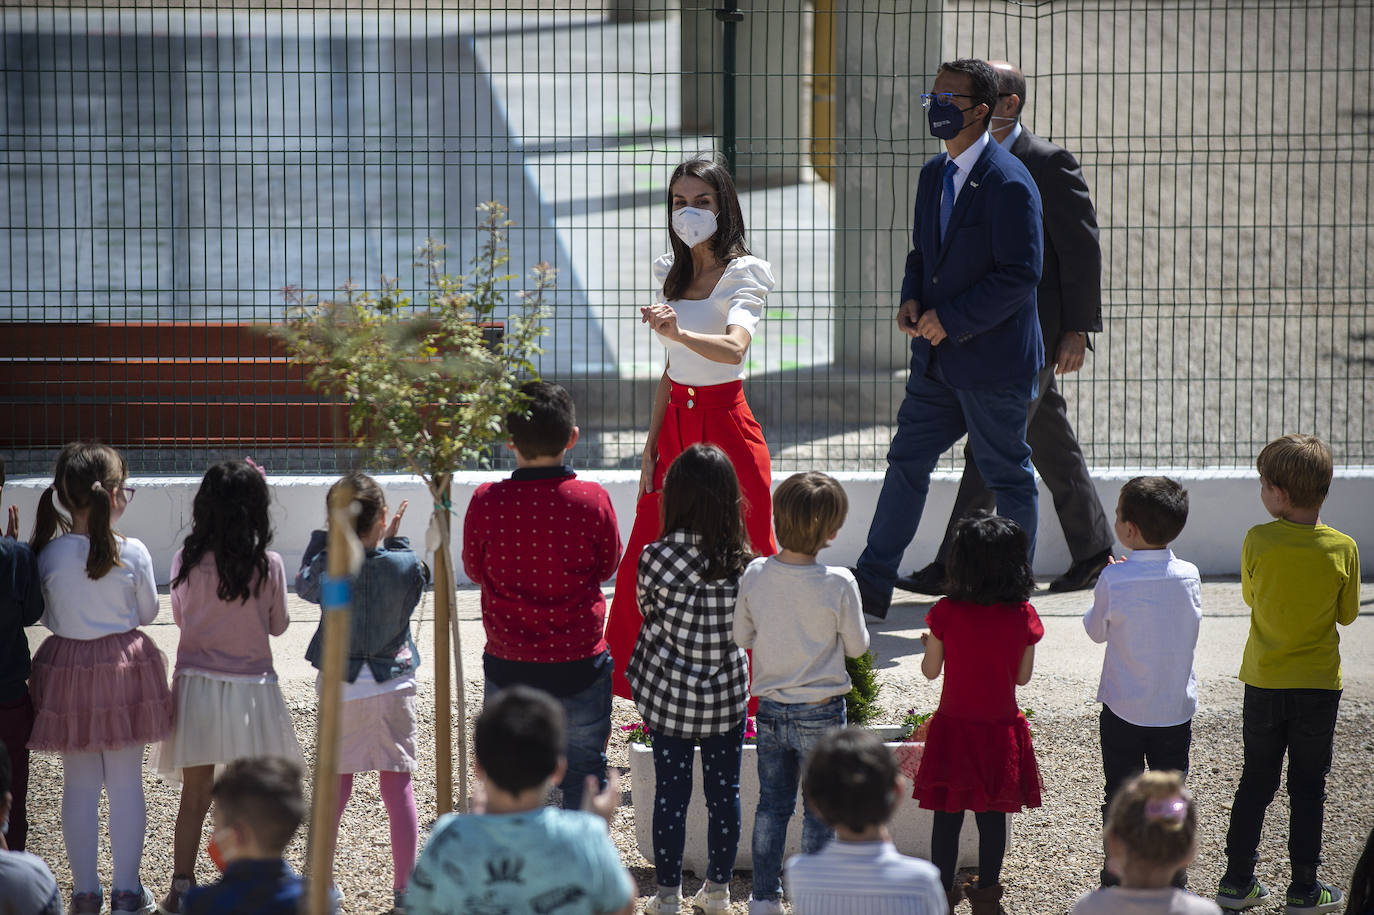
top-left (734, 471), bottom-right (869, 915)
top-left (297, 471), bottom-right (430, 913)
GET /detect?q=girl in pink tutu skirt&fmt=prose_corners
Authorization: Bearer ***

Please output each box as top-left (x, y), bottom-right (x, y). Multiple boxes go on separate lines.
top-left (28, 442), bottom-right (174, 914)
top-left (149, 460), bottom-right (303, 914)
top-left (914, 512), bottom-right (1043, 915)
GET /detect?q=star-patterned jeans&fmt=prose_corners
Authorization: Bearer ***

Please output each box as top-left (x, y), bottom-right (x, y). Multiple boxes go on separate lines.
top-left (648, 720), bottom-right (745, 888)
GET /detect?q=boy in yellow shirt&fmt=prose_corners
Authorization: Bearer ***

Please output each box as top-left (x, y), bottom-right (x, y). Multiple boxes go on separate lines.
top-left (1216, 435), bottom-right (1359, 915)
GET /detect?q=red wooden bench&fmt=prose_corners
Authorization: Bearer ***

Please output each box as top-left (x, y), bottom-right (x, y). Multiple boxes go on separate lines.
top-left (2, 321), bottom-right (353, 450)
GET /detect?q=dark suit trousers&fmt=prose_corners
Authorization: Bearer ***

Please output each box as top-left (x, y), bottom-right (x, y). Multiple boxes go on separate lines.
top-left (935, 363), bottom-right (1112, 565)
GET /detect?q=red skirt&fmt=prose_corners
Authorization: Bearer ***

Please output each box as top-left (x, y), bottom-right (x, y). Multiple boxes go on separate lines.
top-left (912, 709), bottom-right (1042, 813)
top-left (29, 630), bottom-right (174, 753)
top-left (607, 379), bottom-right (776, 701)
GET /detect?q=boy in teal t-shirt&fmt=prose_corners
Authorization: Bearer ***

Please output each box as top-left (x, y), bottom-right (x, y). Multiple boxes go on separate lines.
top-left (407, 686), bottom-right (634, 915)
top-left (1217, 435), bottom-right (1359, 915)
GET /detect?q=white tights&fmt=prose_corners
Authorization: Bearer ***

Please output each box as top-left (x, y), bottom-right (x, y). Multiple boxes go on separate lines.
top-left (62, 745), bottom-right (147, 895)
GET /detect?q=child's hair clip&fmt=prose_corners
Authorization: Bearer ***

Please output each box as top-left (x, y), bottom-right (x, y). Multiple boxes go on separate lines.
top-left (91, 480), bottom-right (106, 493)
top-left (245, 456), bottom-right (267, 478)
top-left (1144, 796), bottom-right (1188, 822)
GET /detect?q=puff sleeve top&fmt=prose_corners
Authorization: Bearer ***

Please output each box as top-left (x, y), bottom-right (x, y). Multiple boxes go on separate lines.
top-left (652, 253), bottom-right (775, 386)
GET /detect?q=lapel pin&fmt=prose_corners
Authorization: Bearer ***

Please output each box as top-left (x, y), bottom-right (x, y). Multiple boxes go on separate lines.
top-left (969, 181), bottom-right (980, 188)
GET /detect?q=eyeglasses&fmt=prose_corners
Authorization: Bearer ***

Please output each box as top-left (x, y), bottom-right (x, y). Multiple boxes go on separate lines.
top-left (117, 486), bottom-right (136, 504)
top-left (921, 92), bottom-right (975, 110)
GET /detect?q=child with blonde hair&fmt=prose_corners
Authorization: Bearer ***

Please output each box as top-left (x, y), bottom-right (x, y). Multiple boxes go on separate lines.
top-left (1072, 770), bottom-right (1220, 914)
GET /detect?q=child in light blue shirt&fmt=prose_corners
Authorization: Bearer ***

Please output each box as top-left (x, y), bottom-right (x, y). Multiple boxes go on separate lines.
top-left (407, 686), bottom-right (634, 915)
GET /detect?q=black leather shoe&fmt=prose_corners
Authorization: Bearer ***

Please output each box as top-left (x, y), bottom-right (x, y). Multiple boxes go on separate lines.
top-left (894, 561), bottom-right (947, 596)
top-left (1048, 549), bottom-right (1112, 592)
top-left (849, 567), bottom-right (891, 620)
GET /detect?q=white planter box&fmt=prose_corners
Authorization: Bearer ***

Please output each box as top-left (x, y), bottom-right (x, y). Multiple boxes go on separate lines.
top-left (628, 727), bottom-right (1012, 872)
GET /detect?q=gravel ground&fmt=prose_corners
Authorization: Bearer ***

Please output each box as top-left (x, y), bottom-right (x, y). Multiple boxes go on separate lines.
top-left (21, 680), bottom-right (1374, 915)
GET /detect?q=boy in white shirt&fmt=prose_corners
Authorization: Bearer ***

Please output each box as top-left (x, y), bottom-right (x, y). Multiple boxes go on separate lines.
top-left (1083, 476), bottom-right (1201, 888)
top-left (734, 472), bottom-right (870, 915)
top-left (784, 728), bottom-right (946, 915)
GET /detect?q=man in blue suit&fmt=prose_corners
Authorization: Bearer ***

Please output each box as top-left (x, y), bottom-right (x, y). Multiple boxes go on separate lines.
top-left (854, 58), bottom-right (1044, 619)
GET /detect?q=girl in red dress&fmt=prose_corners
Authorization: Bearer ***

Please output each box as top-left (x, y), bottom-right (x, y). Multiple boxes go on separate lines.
top-left (913, 512), bottom-right (1043, 914)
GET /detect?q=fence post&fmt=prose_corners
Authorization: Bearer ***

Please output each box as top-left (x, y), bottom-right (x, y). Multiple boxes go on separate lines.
top-left (717, 2), bottom-right (742, 176)
top-left (834, 0), bottom-right (945, 372)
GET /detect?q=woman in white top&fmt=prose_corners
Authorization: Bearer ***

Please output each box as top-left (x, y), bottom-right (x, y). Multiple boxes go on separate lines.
top-left (607, 156), bottom-right (778, 700)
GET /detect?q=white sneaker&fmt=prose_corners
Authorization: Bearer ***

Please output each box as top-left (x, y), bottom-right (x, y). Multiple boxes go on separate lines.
top-left (690, 882), bottom-right (732, 914)
top-left (644, 887), bottom-right (683, 914)
top-left (748, 897), bottom-right (787, 915)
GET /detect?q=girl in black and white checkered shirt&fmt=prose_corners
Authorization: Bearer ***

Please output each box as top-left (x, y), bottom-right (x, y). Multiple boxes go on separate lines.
top-left (625, 443), bottom-right (754, 915)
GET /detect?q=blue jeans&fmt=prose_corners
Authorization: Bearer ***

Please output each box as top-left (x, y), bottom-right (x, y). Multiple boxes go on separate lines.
top-left (751, 696), bottom-right (846, 901)
top-left (482, 664), bottom-right (612, 812)
top-left (649, 722), bottom-right (745, 887)
top-left (1224, 686), bottom-right (1341, 885)
top-left (858, 354), bottom-right (1037, 599)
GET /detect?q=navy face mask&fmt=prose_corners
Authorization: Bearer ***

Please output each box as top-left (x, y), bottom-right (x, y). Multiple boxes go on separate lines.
top-left (927, 99), bottom-right (977, 140)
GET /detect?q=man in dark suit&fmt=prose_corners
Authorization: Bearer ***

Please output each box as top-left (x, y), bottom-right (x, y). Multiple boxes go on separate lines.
top-left (853, 58), bottom-right (1044, 619)
top-left (895, 60), bottom-right (1115, 597)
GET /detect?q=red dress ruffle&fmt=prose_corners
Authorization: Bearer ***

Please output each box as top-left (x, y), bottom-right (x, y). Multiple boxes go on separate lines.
top-left (29, 629), bottom-right (174, 753)
top-left (913, 709), bottom-right (1041, 812)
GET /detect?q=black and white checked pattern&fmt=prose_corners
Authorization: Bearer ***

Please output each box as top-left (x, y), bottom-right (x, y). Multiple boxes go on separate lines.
top-left (624, 530), bottom-right (750, 740)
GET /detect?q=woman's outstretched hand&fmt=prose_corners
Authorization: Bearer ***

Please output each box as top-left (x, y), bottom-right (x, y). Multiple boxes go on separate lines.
top-left (640, 303), bottom-right (681, 341)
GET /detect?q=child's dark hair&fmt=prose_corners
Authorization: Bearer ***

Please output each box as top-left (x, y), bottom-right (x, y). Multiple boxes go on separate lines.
top-left (660, 443), bottom-right (753, 580)
top-left (944, 512), bottom-right (1034, 604)
top-left (1105, 770), bottom-right (1197, 870)
top-left (1349, 824), bottom-right (1374, 915)
top-left (212, 756), bottom-right (305, 856)
top-left (1256, 433), bottom-right (1333, 509)
top-left (172, 461), bottom-right (273, 602)
top-left (327, 471), bottom-right (386, 539)
top-left (803, 727), bottom-right (898, 833)
top-left (30, 442), bottom-right (128, 579)
top-left (1118, 476), bottom-right (1189, 546)
top-left (773, 471), bottom-right (848, 555)
top-left (507, 381), bottom-right (575, 459)
top-left (475, 685), bottom-right (565, 795)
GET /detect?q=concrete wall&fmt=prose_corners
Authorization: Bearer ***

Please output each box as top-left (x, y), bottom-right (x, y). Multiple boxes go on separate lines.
top-left (6, 469), bottom-right (1371, 585)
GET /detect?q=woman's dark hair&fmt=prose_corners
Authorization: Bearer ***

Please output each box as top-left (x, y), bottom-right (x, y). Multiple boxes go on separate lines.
top-left (1350, 825), bottom-right (1374, 915)
top-left (659, 443), bottom-right (753, 581)
top-left (30, 442), bottom-right (127, 579)
top-left (662, 156), bottom-right (751, 301)
top-left (328, 471), bottom-right (386, 539)
top-left (944, 511), bottom-right (1034, 605)
top-left (172, 461), bottom-right (273, 602)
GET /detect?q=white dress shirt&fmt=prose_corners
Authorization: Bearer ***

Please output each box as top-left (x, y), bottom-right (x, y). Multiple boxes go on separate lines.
top-left (652, 254), bottom-right (775, 387)
top-left (1083, 548), bottom-right (1202, 727)
top-left (943, 129), bottom-right (991, 208)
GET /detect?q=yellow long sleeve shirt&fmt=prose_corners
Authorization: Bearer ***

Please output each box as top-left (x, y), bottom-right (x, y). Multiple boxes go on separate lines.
top-left (1239, 519), bottom-right (1360, 690)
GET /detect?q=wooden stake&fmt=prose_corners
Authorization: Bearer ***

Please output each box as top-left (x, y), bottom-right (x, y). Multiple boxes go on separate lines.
top-left (306, 482), bottom-right (358, 914)
top-left (433, 473), bottom-right (454, 815)
top-left (433, 475), bottom-right (468, 812)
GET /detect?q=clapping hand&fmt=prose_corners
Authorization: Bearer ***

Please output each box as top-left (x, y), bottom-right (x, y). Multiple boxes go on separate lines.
top-left (384, 500), bottom-right (409, 539)
top-left (581, 769), bottom-right (623, 827)
top-left (4, 505), bottom-right (18, 540)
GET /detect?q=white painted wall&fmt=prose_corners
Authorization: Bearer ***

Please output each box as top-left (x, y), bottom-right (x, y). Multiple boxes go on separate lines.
top-left (4, 468), bottom-right (1371, 585)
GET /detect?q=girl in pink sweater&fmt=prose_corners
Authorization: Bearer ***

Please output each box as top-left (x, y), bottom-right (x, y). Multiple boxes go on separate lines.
top-left (151, 460), bottom-right (301, 914)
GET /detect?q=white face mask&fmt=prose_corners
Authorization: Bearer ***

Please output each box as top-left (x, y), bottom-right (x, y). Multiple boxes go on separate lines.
top-left (671, 206), bottom-right (719, 248)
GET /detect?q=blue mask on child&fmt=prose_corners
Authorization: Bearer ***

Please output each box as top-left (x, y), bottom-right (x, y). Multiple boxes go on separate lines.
top-left (927, 99), bottom-right (976, 140)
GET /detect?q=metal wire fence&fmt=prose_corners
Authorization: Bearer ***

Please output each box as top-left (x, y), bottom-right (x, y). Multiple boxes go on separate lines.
top-left (2, 2), bottom-right (1370, 474)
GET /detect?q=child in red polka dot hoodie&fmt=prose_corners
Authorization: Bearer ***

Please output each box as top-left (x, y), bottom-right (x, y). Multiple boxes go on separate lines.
top-left (462, 380), bottom-right (623, 811)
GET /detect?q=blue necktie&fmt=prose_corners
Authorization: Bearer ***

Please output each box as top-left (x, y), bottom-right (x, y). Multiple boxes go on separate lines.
top-left (939, 158), bottom-right (959, 242)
